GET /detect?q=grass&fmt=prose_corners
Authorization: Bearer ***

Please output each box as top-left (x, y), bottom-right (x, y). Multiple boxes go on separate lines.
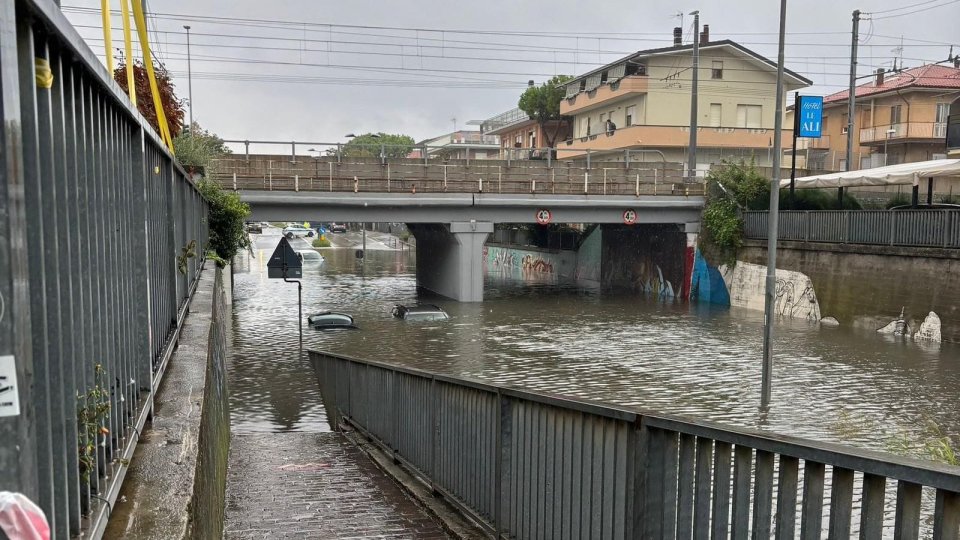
top-left (312, 236), bottom-right (331, 248)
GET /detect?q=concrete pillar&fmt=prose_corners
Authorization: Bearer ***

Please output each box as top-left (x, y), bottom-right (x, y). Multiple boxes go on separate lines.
top-left (409, 221), bottom-right (493, 302)
top-left (683, 222), bottom-right (701, 301)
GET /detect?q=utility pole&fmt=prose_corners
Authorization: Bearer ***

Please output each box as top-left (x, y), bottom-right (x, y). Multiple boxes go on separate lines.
top-left (184, 25), bottom-right (194, 133)
top-left (843, 10), bottom-right (861, 208)
top-left (687, 11), bottom-right (700, 182)
top-left (761, 0), bottom-right (789, 410)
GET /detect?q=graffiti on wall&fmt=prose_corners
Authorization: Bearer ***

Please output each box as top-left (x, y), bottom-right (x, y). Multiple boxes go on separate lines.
top-left (720, 261), bottom-right (821, 321)
top-left (600, 225), bottom-right (686, 300)
top-left (484, 245), bottom-right (573, 284)
top-left (690, 249), bottom-right (730, 305)
top-left (775, 278), bottom-right (820, 321)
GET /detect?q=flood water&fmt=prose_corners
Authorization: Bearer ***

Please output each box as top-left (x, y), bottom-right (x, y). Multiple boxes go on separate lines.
top-left (228, 230), bottom-right (960, 459)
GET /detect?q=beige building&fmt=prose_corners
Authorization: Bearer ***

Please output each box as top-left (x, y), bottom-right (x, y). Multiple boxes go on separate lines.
top-left (795, 64), bottom-right (960, 171)
top-left (415, 130), bottom-right (500, 160)
top-left (557, 28), bottom-right (811, 175)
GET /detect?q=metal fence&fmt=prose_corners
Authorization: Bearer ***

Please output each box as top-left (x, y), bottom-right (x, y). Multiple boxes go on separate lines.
top-left (0, 1), bottom-right (208, 538)
top-left (310, 351), bottom-right (960, 539)
top-left (744, 210), bottom-right (960, 248)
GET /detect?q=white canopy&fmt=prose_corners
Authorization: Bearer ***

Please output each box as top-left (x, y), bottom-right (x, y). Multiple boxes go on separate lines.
top-left (780, 158), bottom-right (960, 189)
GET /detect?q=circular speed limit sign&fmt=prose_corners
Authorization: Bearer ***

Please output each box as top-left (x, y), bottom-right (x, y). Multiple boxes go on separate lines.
top-left (622, 209), bottom-right (638, 225)
top-left (535, 209), bottom-right (552, 225)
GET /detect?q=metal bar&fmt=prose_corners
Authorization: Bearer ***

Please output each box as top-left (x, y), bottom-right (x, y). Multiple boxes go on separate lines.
top-left (731, 446), bottom-right (752, 540)
top-left (677, 433), bottom-right (696, 539)
top-left (662, 431), bottom-right (680, 539)
top-left (752, 450), bottom-right (774, 539)
top-left (711, 442), bottom-right (733, 540)
top-left (693, 437), bottom-right (713, 540)
top-left (774, 455), bottom-right (799, 540)
top-left (894, 481), bottom-right (922, 540)
top-left (859, 473), bottom-right (886, 539)
top-left (933, 489), bottom-right (959, 540)
top-left (828, 467), bottom-right (855, 539)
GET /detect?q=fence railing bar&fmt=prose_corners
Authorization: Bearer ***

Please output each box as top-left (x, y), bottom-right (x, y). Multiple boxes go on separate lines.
top-left (730, 446), bottom-right (752, 540)
top-left (828, 467), bottom-right (855, 539)
top-left (774, 455), bottom-right (799, 540)
top-left (711, 441), bottom-right (733, 540)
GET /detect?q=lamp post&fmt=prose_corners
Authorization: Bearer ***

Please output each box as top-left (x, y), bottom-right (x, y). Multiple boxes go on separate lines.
top-left (183, 25), bottom-right (194, 133)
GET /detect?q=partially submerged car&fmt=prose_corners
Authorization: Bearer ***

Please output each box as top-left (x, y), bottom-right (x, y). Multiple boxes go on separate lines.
top-left (296, 249), bottom-right (324, 265)
top-left (306, 312), bottom-right (357, 329)
top-left (391, 304), bottom-right (449, 321)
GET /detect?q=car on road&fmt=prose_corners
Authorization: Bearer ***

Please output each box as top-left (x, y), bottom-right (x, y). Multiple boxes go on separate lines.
top-left (391, 304), bottom-right (449, 321)
top-left (283, 225), bottom-right (315, 238)
top-left (296, 249), bottom-right (324, 265)
top-left (245, 222), bottom-right (262, 234)
top-left (330, 223), bottom-right (347, 233)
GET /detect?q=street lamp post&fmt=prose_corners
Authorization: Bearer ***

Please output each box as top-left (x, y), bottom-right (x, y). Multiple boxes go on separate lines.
top-left (183, 25), bottom-right (194, 133)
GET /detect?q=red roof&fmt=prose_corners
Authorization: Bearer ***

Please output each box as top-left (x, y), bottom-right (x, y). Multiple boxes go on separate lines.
top-left (824, 64), bottom-right (960, 105)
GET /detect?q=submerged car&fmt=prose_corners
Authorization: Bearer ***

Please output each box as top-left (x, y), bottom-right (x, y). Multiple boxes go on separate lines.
top-left (296, 250), bottom-right (324, 265)
top-left (283, 225), bottom-right (315, 238)
top-left (391, 304), bottom-right (449, 321)
top-left (306, 312), bottom-right (357, 329)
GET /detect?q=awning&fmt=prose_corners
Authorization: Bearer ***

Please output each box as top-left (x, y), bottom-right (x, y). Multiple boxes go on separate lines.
top-left (780, 158), bottom-right (960, 189)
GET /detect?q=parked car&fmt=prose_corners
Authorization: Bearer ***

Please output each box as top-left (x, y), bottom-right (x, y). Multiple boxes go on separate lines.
top-left (296, 250), bottom-right (324, 265)
top-left (283, 225), bottom-right (315, 238)
top-left (306, 312), bottom-right (357, 329)
top-left (391, 304), bottom-right (449, 321)
top-left (330, 223), bottom-right (347, 233)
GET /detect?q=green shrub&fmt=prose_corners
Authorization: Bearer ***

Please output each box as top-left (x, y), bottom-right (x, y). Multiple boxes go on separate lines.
top-left (938, 194), bottom-right (960, 205)
top-left (312, 237), bottom-right (331, 248)
top-left (780, 189), bottom-right (861, 210)
top-left (197, 180), bottom-right (251, 266)
top-left (886, 194), bottom-right (911, 209)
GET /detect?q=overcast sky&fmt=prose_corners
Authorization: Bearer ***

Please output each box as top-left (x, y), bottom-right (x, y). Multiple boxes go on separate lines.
top-left (63, 0), bottom-right (958, 152)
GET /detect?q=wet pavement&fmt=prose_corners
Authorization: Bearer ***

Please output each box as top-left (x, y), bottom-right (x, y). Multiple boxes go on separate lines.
top-left (224, 432), bottom-right (451, 539)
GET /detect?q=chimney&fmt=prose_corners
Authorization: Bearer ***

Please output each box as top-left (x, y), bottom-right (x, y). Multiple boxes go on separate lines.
top-left (673, 27), bottom-right (682, 46)
top-left (875, 68), bottom-right (885, 86)
top-left (700, 24), bottom-right (710, 45)
top-left (527, 80), bottom-right (535, 87)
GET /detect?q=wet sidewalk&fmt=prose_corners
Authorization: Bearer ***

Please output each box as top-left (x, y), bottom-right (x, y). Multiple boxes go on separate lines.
top-left (224, 432), bottom-right (452, 539)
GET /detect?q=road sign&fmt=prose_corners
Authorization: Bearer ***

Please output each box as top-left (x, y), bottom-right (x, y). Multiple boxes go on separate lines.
top-left (535, 209), bottom-right (552, 225)
top-left (622, 209), bottom-right (637, 225)
top-left (0, 356), bottom-right (20, 417)
top-left (267, 237), bottom-right (303, 279)
top-left (355, 249), bottom-right (364, 259)
top-left (797, 95), bottom-right (824, 138)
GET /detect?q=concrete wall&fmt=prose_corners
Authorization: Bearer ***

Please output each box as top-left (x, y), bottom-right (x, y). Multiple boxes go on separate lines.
top-left (574, 226), bottom-right (602, 286)
top-left (719, 261), bottom-right (821, 321)
top-left (410, 222), bottom-right (491, 301)
top-left (739, 240), bottom-right (960, 342)
top-left (600, 224), bottom-right (686, 298)
top-left (483, 243), bottom-right (578, 284)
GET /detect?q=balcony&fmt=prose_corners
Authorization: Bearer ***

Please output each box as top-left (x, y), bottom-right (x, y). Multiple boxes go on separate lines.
top-left (560, 76), bottom-right (648, 116)
top-left (796, 135), bottom-right (831, 150)
top-left (556, 124), bottom-right (788, 159)
top-left (859, 122), bottom-right (947, 144)
top-left (480, 107), bottom-right (533, 135)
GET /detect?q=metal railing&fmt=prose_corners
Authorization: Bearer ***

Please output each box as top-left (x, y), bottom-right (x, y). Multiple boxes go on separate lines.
top-left (480, 107), bottom-right (531, 133)
top-left (310, 351), bottom-right (960, 539)
top-left (210, 154), bottom-right (704, 197)
top-left (744, 210), bottom-right (960, 248)
top-left (0, 1), bottom-right (208, 538)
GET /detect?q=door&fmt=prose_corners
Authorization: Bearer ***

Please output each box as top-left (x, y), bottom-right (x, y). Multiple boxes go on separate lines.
top-left (709, 103), bottom-right (722, 127)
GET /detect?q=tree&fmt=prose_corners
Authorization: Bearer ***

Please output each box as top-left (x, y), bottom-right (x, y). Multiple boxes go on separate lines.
top-left (336, 133), bottom-right (415, 158)
top-left (113, 58), bottom-right (185, 138)
top-left (517, 75), bottom-right (573, 148)
top-left (196, 179), bottom-right (250, 266)
top-left (173, 123), bottom-right (230, 176)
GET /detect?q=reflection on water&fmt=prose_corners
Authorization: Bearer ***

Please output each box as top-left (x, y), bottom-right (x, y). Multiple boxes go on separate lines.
top-left (228, 233), bottom-right (960, 457)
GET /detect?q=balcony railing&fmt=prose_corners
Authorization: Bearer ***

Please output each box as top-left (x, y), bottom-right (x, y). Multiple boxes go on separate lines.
top-left (560, 76), bottom-right (648, 115)
top-left (558, 124), bottom-right (787, 158)
top-left (796, 135), bottom-right (831, 150)
top-left (481, 107), bottom-right (532, 133)
top-left (860, 122), bottom-right (948, 143)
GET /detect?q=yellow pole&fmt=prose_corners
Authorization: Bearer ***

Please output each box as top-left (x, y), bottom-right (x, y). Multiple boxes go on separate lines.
top-left (120, 0), bottom-right (136, 108)
top-left (130, 0), bottom-right (174, 150)
top-left (100, 0), bottom-right (114, 72)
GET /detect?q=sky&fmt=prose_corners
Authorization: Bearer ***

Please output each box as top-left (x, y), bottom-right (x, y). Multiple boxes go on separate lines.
top-left (62, 0), bottom-right (959, 153)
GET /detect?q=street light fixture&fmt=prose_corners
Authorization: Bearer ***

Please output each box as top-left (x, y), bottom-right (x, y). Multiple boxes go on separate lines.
top-left (183, 25), bottom-right (194, 134)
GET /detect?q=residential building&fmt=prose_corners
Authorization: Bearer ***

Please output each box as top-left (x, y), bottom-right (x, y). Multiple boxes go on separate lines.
top-left (556, 26), bottom-right (811, 174)
top-left (480, 106), bottom-right (571, 160)
top-left (797, 64), bottom-right (960, 171)
top-left (417, 130), bottom-right (500, 160)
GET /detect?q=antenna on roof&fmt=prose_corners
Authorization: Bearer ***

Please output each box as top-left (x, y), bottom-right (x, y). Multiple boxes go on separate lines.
top-left (891, 36), bottom-right (903, 71)
top-left (674, 11), bottom-right (684, 36)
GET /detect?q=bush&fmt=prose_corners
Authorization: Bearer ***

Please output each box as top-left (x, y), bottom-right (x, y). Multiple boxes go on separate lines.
top-left (197, 180), bottom-right (251, 266)
top-left (886, 194), bottom-right (911, 209)
top-left (779, 189), bottom-right (862, 210)
top-left (938, 194), bottom-right (959, 205)
top-left (312, 236), bottom-right (331, 248)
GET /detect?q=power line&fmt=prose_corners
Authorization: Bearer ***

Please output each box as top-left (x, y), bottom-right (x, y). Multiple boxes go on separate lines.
top-left (867, 0), bottom-right (945, 14)
top-left (868, 0), bottom-right (960, 19)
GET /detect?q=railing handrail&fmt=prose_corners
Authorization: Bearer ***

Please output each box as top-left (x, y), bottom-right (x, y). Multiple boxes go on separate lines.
top-left (311, 349), bottom-right (960, 491)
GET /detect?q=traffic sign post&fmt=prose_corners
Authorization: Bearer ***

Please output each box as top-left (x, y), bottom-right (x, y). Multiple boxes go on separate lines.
top-left (267, 237), bottom-right (304, 349)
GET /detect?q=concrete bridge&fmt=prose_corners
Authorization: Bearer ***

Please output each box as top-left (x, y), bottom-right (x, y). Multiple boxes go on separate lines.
top-left (211, 154), bottom-right (705, 302)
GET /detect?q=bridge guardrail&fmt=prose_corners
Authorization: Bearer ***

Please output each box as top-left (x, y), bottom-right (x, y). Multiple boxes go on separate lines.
top-left (310, 351), bottom-right (960, 539)
top-left (210, 156), bottom-right (706, 197)
top-left (0, 1), bottom-right (208, 537)
top-left (744, 210), bottom-right (960, 248)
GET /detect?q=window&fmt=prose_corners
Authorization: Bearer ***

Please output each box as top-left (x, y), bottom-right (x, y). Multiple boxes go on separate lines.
top-left (600, 70), bottom-right (609, 84)
top-left (625, 63), bottom-right (647, 76)
top-left (890, 104), bottom-right (902, 126)
top-left (841, 113), bottom-right (849, 134)
top-left (711, 61), bottom-right (723, 79)
top-left (599, 112), bottom-right (606, 125)
top-left (625, 105), bottom-right (636, 126)
top-left (736, 104), bottom-right (762, 128)
top-left (936, 103), bottom-right (950, 124)
top-left (529, 131), bottom-right (536, 148)
top-left (586, 117), bottom-right (591, 136)
top-left (579, 80), bottom-right (586, 92)
top-left (709, 103), bottom-right (722, 127)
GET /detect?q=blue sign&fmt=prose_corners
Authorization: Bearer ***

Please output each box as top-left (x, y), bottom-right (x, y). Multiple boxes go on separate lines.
top-left (797, 95), bottom-right (824, 138)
